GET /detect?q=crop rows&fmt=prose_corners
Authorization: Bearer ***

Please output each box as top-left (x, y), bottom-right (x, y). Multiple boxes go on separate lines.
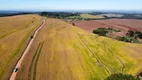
top-left (28, 41), bottom-right (44, 80)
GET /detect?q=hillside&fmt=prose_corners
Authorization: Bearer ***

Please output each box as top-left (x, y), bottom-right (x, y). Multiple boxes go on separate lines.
top-left (0, 15), bottom-right (42, 80)
top-left (16, 18), bottom-right (142, 80)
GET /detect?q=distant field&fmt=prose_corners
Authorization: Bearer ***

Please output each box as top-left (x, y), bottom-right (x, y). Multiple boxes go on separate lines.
top-left (96, 19), bottom-right (142, 31)
top-left (74, 19), bottom-right (142, 37)
top-left (80, 14), bottom-right (104, 19)
top-left (68, 13), bottom-right (104, 19)
top-left (16, 18), bottom-right (142, 80)
top-left (99, 14), bottom-right (124, 18)
top-left (0, 15), bottom-right (42, 80)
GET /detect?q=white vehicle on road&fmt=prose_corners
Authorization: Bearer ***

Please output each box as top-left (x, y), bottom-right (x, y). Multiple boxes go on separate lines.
top-left (13, 68), bottom-right (18, 72)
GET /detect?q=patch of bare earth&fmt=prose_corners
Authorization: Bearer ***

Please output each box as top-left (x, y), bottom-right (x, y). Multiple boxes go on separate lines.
top-left (74, 19), bottom-right (142, 37)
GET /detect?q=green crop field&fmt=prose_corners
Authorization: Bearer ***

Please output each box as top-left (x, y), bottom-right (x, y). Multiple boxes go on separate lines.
top-left (0, 14), bottom-right (42, 80)
top-left (68, 13), bottom-right (104, 19)
top-left (80, 14), bottom-right (104, 19)
top-left (16, 18), bottom-right (142, 80)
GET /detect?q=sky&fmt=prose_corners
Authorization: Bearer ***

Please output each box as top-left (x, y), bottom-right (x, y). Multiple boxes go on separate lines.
top-left (0, 0), bottom-right (142, 11)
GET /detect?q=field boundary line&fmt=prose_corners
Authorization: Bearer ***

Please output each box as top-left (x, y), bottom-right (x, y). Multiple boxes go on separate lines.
top-left (109, 48), bottom-right (125, 73)
top-left (77, 33), bottom-right (111, 75)
top-left (100, 38), bottom-right (125, 73)
top-left (79, 34), bottom-right (125, 73)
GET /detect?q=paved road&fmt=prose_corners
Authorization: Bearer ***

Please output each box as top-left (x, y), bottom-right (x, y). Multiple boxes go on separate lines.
top-left (9, 18), bottom-right (46, 80)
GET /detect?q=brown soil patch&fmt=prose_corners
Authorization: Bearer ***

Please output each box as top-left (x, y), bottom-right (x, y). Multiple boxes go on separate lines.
top-left (74, 19), bottom-right (142, 37)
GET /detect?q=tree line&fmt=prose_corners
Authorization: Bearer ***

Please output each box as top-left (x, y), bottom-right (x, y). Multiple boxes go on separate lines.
top-left (40, 12), bottom-right (80, 18)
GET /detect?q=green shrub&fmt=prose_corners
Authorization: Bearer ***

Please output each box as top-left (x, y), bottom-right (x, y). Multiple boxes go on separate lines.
top-left (137, 73), bottom-right (142, 80)
top-left (136, 31), bottom-right (142, 39)
top-left (93, 28), bottom-right (120, 36)
top-left (119, 36), bottom-right (139, 43)
top-left (119, 30), bottom-right (141, 43)
top-left (93, 28), bottom-right (109, 36)
top-left (105, 73), bottom-right (138, 80)
top-left (93, 29), bottom-right (141, 43)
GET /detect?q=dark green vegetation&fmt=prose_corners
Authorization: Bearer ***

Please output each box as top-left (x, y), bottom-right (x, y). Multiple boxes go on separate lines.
top-left (90, 12), bottom-right (142, 19)
top-left (119, 31), bottom-right (142, 43)
top-left (40, 12), bottom-right (80, 18)
top-left (121, 13), bottom-right (142, 19)
top-left (40, 12), bottom-right (104, 20)
top-left (0, 12), bottom-right (35, 17)
top-left (105, 73), bottom-right (138, 80)
top-left (41, 12), bottom-right (142, 20)
top-left (137, 73), bottom-right (142, 80)
top-left (41, 11), bottom-right (142, 20)
top-left (93, 28), bottom-right (142, 43)
top-left (93, 28), bottom-right (120, 36)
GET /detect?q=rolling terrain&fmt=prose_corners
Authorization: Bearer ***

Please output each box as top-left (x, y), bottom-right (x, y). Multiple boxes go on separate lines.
top-left (0, 15), bottom-right (42, 80)
top-left (16, 18), bottom-right (142, 80)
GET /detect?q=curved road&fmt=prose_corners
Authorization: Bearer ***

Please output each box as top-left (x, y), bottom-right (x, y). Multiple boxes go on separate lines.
top-left (9, 18), bottom-right (46, 80)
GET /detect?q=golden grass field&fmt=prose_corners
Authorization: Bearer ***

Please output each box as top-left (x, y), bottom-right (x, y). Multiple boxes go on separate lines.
top-left (0, 15), bottom-right (42, 80)
top-left (15, 18), bottom-right (142, 80)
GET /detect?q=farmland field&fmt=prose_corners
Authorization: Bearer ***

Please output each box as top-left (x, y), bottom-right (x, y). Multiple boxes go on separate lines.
top-left (80, 14), bottom-right (104, 19)
top-left (74, 19), bottom-right (142, 36)
top-left (16, 18), bottom-right (142, 80)
top-left (0, 15), bottom-right (42, 80)
top-left (96, 19), bottom-right (142, 31)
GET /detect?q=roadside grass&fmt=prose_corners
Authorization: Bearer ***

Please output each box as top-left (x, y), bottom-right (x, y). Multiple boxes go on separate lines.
top-left (0, 15), bottom-right (42, 80)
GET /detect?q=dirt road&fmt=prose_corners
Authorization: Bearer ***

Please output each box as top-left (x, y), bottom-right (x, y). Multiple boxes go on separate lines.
top-left (9, 18), bottom-right (46, 80)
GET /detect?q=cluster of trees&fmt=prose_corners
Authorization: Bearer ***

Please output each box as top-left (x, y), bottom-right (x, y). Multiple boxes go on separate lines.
top-left (40, 12), bottom-right (142, 20)
top-left (90, 12), bottom-right (107, 15)
top-left (93, 28), bottom-right (120, 36)
top-left (137, 73), bottom-right (142, 80)
top-left (105, 73), bottom-right (140, 80)
top-left (93, 27), bottom-right (142, 43)
top-left (40, 12), bottom-right (80, 18)
top-left (0, 12), bottom-right (34, 17)
top-left (89, 13), bottom-right (142, 20)
top-left (119, 30), bottom-right (142, 43)
top-left (40, 12), bottom-right (109, 20)
top-left (120, 14), bottom-right (142, 19)
top-left (90, 12), bottom-right (142, 19)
